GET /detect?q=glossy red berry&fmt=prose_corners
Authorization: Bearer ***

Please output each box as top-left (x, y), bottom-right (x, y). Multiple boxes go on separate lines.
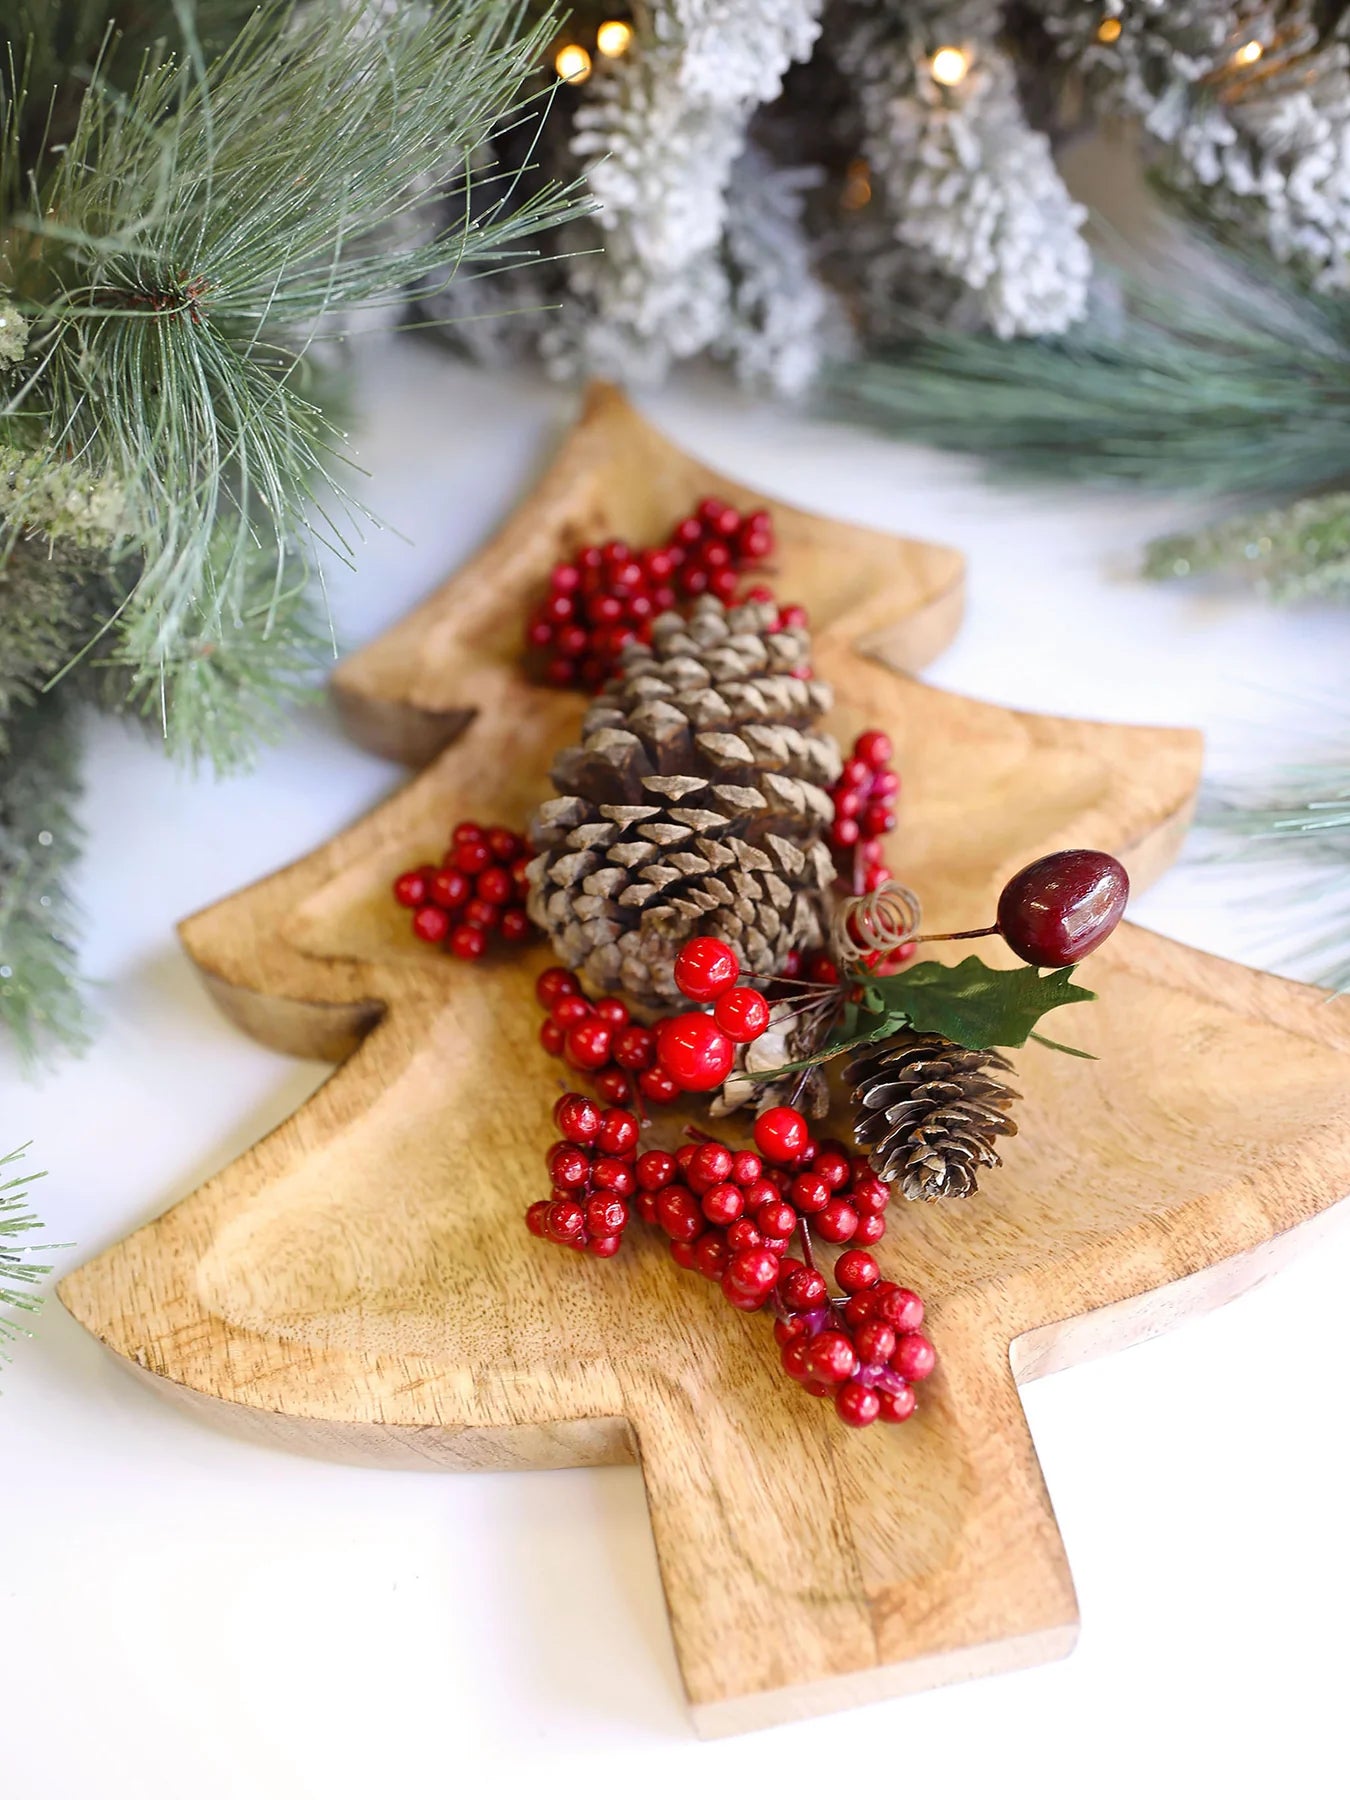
top-left (815, 1200), bottom-right (859, 1244)
top-left (754, 1106), bottom-right (810, 1164)
top-left (854, 729), bottom-right (893, 768)
top-left (756, 1199), bottom-right (797, 1240)
top-left (780, 1266), bottom-right (828, 1310)
top-left (686, 1142), bottom-right (734, 1193)
top-left (877, 1384), bottom-right (917, 1424)
top-left (731, 1151), bottom-right (762, 1186)
top-left (564, 1019), bottom-right (613, 1071)
top-left (656, 1014), bottom-right (735, 1091)
top-left (854, 1320), bottom-right (897, 1365)
top-left (790, 1172), bottom-right (830, 1215)
top-left (551, 994), bottom-right (593, 1029)
top-left (591, 1156), bottom-right (634, 1197)
top-left (891, 1332), bottom-right (936, 1383)
top-left (638, 1066), bottom-right (681, 1105)
top-left (726, 1247), bottom-right (780, 1296)
top-left (590, 1235), bottom-right (623, 1259)
top-left (724, 1218), bottom-right (763, 1254)
top-left (656, 1187), bottom-right (703, 1243)
top-left (595, 997), bottom-right (630, 1027)
top-left (636, 1149), bottom-right (677, 1192)
top-left (835, 1381), bottom-right (881, 1428)
top-left (412, 905), bottom-right (450, 944)
top-left (594, 1069), bottom-right (634, 1107)
top-left (449, 923), bottom-right (487, 960)
top-left (554, 1093), bottom-right (601, 1145)
top-left (499, 907), bottom-right (532, 944)
top-left (596, 1108), bottom-right (640, 1158)
top-left (996, 849), bottom-right (1129, 968)
top-left (852, 1211), bottom-right (887, 1246)
top-left (525, 1201), bottom-right (550, 1237)
top-left (806, 1331), bottom-right (858, 1386)
top-left (835, 1250), bottom-right (880, 1294)
top-left (539, 1018), bottom-right (565, 1055)
top-left (701, 1182), bottom-right (744, 1227)
top-left (393, 870), bottom-right (429, 907)
top-left (813, 1148), bottom-right (851, 1191)
top-left (536, 967), bottom-right (578, 1010)
top-left (586, 1193), bottom-right (629, 1236)
top-left (712, 986), bottom-right (770, 1042)
top-left (874, 1287), bottom-right (925, 1333)
top-left (694, 1232), bottom-right (730, 1281)
top-left (475, 865), bottom-right (513, 906)
top-left (549, 1144), bottom-right (591, 1189)
top-left (673, 936), bottom-right (740, 1002)
top-left (546, 1199), bottom-right (585, 1241)
top-left (613, 1024), bottom-right (656, 1070)
top-left (781, 1338), bottom-right (814, 1382)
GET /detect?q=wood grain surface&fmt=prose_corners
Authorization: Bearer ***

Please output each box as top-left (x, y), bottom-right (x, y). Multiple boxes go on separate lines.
top-left (58, 389), bottom-right (1350, 1737)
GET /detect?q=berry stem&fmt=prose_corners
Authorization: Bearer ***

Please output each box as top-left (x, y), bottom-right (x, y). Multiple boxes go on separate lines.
top-left (913, 923), bottom-right (1000, 944)
top-left (797, 1215), bottom-right (818, 1272)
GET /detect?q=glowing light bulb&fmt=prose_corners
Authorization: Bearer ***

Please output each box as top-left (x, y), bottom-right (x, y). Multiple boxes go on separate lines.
top-left (840, 158), bottom-right (873, 212)
top-left (596, 19), bottom-right (633, 57)
top-left (1096, 17), bottom-right (1122, 43)
top-left (554, 42), bottom-right (592, 83)
top-left (1234, 38), bottom-right (1263, 65)
top-left (930, 46), bottom-right (968, 86)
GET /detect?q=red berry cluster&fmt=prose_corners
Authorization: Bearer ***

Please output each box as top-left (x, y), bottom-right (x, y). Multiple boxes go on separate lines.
top-left (775, 1254), bottom-right (936, 1428)
top-left (650, 936), bottom-right (772, 1094)
top-left (393, 822), bottom-right (534, 959)
top-left (829, 730), bottom-right (901, 895)
top-left (535, 967), bottom-right (681, 1109)
top-left (525, 1093), bottom-right (641, 1257)
top-left (523, 499), bottom-right (783, 692)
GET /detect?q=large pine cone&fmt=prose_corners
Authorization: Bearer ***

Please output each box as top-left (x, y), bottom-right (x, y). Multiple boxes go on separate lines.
top-left (847, 1031), bottom-right (1020, 1201)
top-left (528, 596), bottom-right (840, 1011)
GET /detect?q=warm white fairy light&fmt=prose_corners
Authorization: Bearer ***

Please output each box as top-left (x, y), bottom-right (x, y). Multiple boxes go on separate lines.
top-left (596, 19), bottom-right (634, 57)
top-left (554, 42), bottom-right (592, 83)
top-left (1234, 38), bottom-right (1264, 65)
top-left (930, 46), bottom-right (969, 86)
top-left (1096, 16), bottom-right (1122, 44)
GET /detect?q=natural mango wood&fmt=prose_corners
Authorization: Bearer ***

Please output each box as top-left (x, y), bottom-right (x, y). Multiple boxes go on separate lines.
top-left (56, 395), bottom-right (1350, 1737)
top-left (332, 381), bottom-right (966, 767)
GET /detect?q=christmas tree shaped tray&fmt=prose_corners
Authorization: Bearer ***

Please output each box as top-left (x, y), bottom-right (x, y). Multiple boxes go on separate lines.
top-left (60, 386), bottom-right (1350, 1736)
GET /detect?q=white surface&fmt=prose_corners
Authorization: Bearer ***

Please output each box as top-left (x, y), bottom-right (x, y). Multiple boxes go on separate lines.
top-left (6, 347), bottom-right (1350, 1800)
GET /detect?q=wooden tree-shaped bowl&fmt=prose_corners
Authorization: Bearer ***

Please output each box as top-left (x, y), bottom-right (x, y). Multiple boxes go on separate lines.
top-left (60, 388), bottom-right (1350, 1737)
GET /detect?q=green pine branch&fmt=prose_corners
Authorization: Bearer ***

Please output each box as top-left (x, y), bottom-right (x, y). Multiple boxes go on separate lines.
top-left (0, 1143), bottom-right (54, 1356)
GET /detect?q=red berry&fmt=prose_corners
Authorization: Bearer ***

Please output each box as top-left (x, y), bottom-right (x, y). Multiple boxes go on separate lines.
top-left (549, 1144), bottom-right (591, 1189)
top-left (874, 1287), bottom-right (925, 1333)
top-left (813, 1148), bottom-right (851, 1191)
top-left (852, 1174), bottom-right (890, 1214)
top-left (463, 898), bottom-right (499, 932)
top-left (815, 1200), bottom-right (859, 1244)
top-left (694, 1232), bottom-right (730, 1281)
top-left (731, 1151), bottom-right (762, 1185)
top-left (862, 803), bottom-right (897, 839)
top-left (596, 1108), bottom-right (640, 1158)
top-left (499, 907), bottom-right (532, 944)
top-left (713, 986), bottom-right (770, 1042)
top-left (702, 1182), bottom-right (744, 1227)
top-left (836, 1381), bottom-right (881, 1428)
top-left (891, 1332), bottom-right (936, 1383)
top-left (586, 1193), bottom-right (629, 1236)
top-left (613, 1024), bottom-right (656, 1070)
top-left (638, 1066), bottom-right (681, 1105)
top-left (830, 817), bottom-right (860, 850)
top-left (742, 1177), bottom-right (780, 1215)
top-left (636, 1149), bottom-right (677, 1192)
top-left (686, 1142), bottom-right (734, 1193)
top-left (454, 838), bottom-right (492, 876)
top-left (475, 865), bottom-right (513, 907)
top-left (724, 1218), bottom-right (763, 1253)
top-left (852, 1211), bottom-right (887, 1246)
top-left (656, 1014), bottom-right (734, 1091)
top-left (855, 1320), bottom-right (897, 1364)
top-left (754, 1106), bottom-right (809, 1164)
top-left (554, 1093), bottom-right (601, 1144)
top-left (590, 1235), bottom-right (623, 1259)
top-left (806, 1331), bottom-right (858, 1386)
top-left (546, 1199), bottom-right (585, 1241)
top-left (756, 1198), bottom-right (797, 1240)
top-left (591, 1156), bottom-right (634, 1197)
top-left (594, 1069), bottom-right (634, 1106)
top-left (722, 1280), bottom-right (767, 1312)
top-left (996, 849), bottom-right (1130, 968)
top-left (452, 822), bottom-right (484, 846)
top-left (672, 936), bottom-right (740, 1002)
top-left (564, 1019), bottom-right (613, 1070)
top-left (449, 923), bottom-right (487, 960)
top-left (806, 954), bottom-right (839, 986)
top-left (843, 1292), bottom-right (875, 1329)
top-left (536, 967), bottom-right (578, 1010)
top-left (412, 905), bottom-right (450, 944)
top-left (595, 997), bottom-right (630, 1026)
top-left (551, 994), bottom-right (593, 1028)
top-left (790, 1172), bottom-right (830, 1215)
top-left (539, 1018), bottom-right (565, 1055)
top-left (656, 1187), bottom-right (702, 1243)
top-left (835, 1250), bottom-right (880, 1294)
top-left (781, 1338), bottom-right (813, 1382)
top-left (726, 1247), bottom-right (780, 1296)
top-left (393, 870), bottom-right (429, 907)
top-left (854, 729), bottom-right (893, 768)
top-left (780, 1266), bottom-right (828, 1310)
top-left (877, 1384), bottom-right (917, 1424)
top-left (525, 1201), bottom-right (550, 1237)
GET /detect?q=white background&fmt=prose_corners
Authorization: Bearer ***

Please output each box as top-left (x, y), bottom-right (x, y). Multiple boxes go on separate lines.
top-left (6, 347), bottom-right (1350, 1799)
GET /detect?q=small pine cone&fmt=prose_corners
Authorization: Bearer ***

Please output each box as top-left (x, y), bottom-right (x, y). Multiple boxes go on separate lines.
top-left (709, 1001), bottom-right (831, 1121)
top-left (528, 597), bottom-right (840, 1011)
top-left (847, 1031), bottom-right (1019, 1202)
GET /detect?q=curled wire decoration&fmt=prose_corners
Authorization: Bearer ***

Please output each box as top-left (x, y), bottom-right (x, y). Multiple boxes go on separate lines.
top-left (830, 881), bottom-right (923, 973)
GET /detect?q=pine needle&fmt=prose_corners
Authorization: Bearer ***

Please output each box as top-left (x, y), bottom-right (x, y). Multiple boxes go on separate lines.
top-left (0, 1143), bottom-right (54, 1356)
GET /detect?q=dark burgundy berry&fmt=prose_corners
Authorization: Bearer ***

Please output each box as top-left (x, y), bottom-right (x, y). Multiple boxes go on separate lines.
top-left (996, 848), bottom-right (1129, 968)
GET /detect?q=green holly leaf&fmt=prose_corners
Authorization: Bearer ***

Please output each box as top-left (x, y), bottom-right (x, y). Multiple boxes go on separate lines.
top-left (861, 957), bottom-right (1096, 1053)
